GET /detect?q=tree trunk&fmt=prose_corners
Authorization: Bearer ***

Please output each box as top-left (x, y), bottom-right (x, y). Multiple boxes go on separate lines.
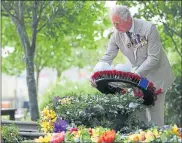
top-left (13, 19), bottom-right (39, 121)
top-left (25, 55), bottom-right (39, 120)
top-left (2, 1), bottom-right (40, 121)
top-left (57, 69), bottom-right (62, 78)
top-left (36, 69), bottom-right (40, 94)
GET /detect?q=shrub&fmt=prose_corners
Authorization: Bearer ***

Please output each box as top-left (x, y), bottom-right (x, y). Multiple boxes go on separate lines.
top-left (165, 76), bottom-right (182, 127)
top-left (1, 124), bottom-right (22, 143)
top-left (47, 92), bottom-right (149, 133)
top-left (39, 79), bottom-right (98, 110)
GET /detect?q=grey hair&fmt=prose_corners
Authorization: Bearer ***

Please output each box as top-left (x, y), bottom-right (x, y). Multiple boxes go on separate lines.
top-left (110, 5), bottom-right (131, 21)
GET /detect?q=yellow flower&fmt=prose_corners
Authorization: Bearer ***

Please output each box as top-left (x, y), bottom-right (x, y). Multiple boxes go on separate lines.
top-left (40, 121), bottom-right (49, 128)
top-left (171, 125), bottom-right (182, 138)
top-left (39, 107), bottom-right (57, 133)
top-left (41, 107), bottom-right (49, 116)
top-left (91, 136), bottom-right (99, 142)
top-left (34, 134), bottom-right (52, 143)
top-left (59, 97), bottom-right (72, 105)
top-left (40, 120), bottom-right (54, 133)
top-left (52, 117), bottom-right (57, 122)
top-left (172, 125), bottom-right (179, 134)
top-left (41, 128), bottom-right (47, 133)
top-left (92, 128), bottom-right (103, 137)
top-left (50, 113), bottom-right (56, 119)
top-left (153, 128), bottom-right (160, 138)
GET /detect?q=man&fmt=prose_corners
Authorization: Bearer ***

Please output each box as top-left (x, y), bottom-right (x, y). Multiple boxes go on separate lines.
top-left (90, 5), bottom-right (175, 126)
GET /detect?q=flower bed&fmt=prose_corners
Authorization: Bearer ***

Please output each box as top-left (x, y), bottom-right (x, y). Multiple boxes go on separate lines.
top-left (34, 93), bottom-right (181, 142)
top-left (34, 125), bottom-right (182, 142)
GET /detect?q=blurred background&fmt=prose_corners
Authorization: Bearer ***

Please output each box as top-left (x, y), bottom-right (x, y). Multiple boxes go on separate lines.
top-left (1, 1), bottom-right (181, 126)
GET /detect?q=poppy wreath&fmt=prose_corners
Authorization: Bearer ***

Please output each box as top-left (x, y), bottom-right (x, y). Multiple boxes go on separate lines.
top-left (91, 70), bottom-right (162, 106)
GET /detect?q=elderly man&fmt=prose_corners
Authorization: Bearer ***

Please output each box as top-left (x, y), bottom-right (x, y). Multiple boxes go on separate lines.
top-left (90, 5), bottom-right (175, 126)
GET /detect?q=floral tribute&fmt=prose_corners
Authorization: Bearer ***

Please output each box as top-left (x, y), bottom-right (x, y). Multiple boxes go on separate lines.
top-left (36, 106), bottom-right (182, 143)
top-left (34, 125), bottom-right (182, 143)
top-left (122, 124), bottom-right (182, 142)
top-left (34, 126), bottom-right (121, 143)
top-left (91, 70), bottom-right (163, 106)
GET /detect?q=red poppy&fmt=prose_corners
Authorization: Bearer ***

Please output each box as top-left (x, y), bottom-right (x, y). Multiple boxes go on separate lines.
top-left (121, 88), bottom-right (127, 94)
top-left (133, 87), bottom-right (143, 97)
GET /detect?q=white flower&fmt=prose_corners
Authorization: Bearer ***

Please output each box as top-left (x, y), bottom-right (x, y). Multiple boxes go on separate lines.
top-left (74, 137), bottom-right (80, 142)
top-left (129, 102), bottom-right (139, 108)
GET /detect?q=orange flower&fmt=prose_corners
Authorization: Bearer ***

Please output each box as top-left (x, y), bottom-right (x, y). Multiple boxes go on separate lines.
top-left (88, 128), bottom-right (92, 135)
top-left (98, 130), bottom-right (116, 143)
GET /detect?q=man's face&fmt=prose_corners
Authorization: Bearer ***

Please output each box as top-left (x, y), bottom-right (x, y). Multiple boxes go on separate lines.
top-left (111, 14), bottom-right (132, 32)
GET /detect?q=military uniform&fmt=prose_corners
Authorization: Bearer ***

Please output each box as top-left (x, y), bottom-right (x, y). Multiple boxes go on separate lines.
top-left (98, 18), bottom-right (175, 126)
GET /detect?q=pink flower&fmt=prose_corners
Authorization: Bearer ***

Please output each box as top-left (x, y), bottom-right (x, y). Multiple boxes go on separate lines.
top-left (50, 132), bottom-right (65, 143)
top-left (70, 128), bottom-right (78, 134)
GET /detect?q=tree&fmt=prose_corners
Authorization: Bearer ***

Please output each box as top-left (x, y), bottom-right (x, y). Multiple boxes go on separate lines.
top-left (2, 16), bottom-right (25, 75)
top-left (2, 1), bottom-right (70, 120)
top-left (2, 1), bottom-right (110, 120)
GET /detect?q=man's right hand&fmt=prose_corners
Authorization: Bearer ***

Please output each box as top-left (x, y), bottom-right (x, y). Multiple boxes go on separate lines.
top-left (89, 78), bottom-right (97, 88)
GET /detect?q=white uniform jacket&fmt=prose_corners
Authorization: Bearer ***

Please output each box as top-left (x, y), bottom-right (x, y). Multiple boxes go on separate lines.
top-left (99, 18), bottom-right (175, 90)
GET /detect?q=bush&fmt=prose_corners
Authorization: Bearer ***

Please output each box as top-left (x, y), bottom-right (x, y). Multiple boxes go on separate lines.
top-left (47, 92), bottom-right (149, 133)
top-left (39, 76), bottom-right (182, 131)
top-left (1, 124), bottom-right (22, 143)
top-left (165, 76), bottom-right (182, 127)
top-left (39, 79), bottom-right (98, 110)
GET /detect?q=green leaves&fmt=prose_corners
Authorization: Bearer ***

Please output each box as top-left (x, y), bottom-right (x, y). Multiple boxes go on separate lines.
top-left (2, 17), bottom-right (25, 75)
top-left (2, 1), bottom-right (110, 77)
top-left (1, 124), bottom-right (22, 143)
top-left (165, 77), bottom-right (182, 127)
top-left (48, 92), bottom-right (145, 133)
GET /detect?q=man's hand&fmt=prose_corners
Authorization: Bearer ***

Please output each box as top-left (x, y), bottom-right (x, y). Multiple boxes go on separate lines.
top-left (89, 78), bottom-right (97, 88)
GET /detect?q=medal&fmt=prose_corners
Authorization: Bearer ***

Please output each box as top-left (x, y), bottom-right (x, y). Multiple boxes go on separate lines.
top-left (133, 34), bottom-right (148, 48)
top-left (136, 34), bottom-right (140, 44)
top-left (127, 43), bottom-right (132, 48)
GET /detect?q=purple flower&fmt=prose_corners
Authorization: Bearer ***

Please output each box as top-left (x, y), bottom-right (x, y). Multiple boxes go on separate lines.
top-left (160, 125), bottom-right (170, 131)
top-left (53, 117), bottom-right (69, 133)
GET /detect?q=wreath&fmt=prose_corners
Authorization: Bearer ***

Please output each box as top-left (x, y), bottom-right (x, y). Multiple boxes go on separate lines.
top-left (91, 70), bottom-right (162, 106)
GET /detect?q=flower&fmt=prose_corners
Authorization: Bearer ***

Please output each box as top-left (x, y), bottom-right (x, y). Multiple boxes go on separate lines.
top-left (88, 128), bottom-right (92, 135)
top-left (98, 130), bottom-right (116, 143)
top-left (39, 107), bottom-right (57, 133)
top-left (53, 117), bottom-right (69, 133)
top-left (50, 132), bottom-right (65, 143)
top-left (70, 127), bottom-right (78, 134)
top-left (172, 125), bottom-right (182, 138)
top-left (34, 134), bottom-right (52, 143)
